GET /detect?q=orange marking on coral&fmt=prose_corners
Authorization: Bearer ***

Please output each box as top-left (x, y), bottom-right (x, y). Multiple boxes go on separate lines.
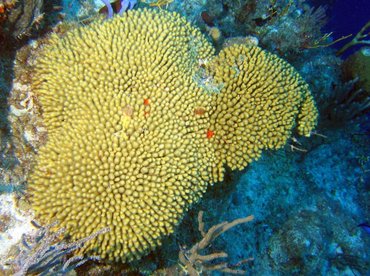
top-left (0, 6), bottom-right (5, 14)
top-left (207, 130), bottom-right (214, 139)
top-left (194, 107), bottom-right (206, 115)
top-left (144, 98), bottom-right (150, 106)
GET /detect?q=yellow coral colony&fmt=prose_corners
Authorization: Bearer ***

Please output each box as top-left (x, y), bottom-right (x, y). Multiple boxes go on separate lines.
top-left (206, 45), bottom-right (318, 171)
top-left (29, 9), bottom-right (318, 262)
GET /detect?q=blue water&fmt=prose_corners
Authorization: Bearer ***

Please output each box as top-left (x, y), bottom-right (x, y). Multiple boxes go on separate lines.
top-left (322, 0), bottom-right (370, 56)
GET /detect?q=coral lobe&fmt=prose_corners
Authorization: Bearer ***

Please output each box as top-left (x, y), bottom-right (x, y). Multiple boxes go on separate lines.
top-left (28, 8), bottom-right (318, 262)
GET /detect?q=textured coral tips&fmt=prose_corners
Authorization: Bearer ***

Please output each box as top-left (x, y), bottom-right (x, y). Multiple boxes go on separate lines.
top-left (28, 9), bottom-right (317, 262)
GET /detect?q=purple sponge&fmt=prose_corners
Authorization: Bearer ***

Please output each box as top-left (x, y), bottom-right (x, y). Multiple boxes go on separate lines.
top-left (119, 0), bottom-right (138, 15)
top-left (100, 0), bottom-right (114, 18)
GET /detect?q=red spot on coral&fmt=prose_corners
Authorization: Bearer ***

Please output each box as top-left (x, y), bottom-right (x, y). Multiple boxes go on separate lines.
top-left (206, 129), bottom-right (214, 139)
top-left (144, 98), bottom-right (150, 106)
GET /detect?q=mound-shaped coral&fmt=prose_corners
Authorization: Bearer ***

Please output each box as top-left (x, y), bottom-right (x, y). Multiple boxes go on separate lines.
top-left (28, 9), bottom-right (318, 262)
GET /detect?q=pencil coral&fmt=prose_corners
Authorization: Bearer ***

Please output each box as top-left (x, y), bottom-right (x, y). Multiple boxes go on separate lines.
top-left (28, 8), bottom-right (318, 262)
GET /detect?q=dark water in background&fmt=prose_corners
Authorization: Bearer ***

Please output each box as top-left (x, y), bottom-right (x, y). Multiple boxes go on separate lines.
top-left (312, 0), bottom-right (370, 56)
top-left (312, 0), bottom-right (370, 132)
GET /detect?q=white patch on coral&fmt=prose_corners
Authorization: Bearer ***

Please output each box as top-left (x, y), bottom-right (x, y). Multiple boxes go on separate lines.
top-left (0, 194), bottom-right (34, 266)
top-left (12, 83), bottom-right (28, 92)
top-left (23, 129), bottom-right (35, 143)
top-left (29, 39), bottom-right (39, 49)
top-left (9, 105), bottom-right (29, 117)
top-left (245, 35), bottom-right (259, 46)
top-left (9, 83), bottom-right (34, 117)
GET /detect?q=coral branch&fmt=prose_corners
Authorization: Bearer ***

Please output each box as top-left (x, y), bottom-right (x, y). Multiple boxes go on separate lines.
top-left (197, 211), bottom-right (206, 237)
top-left (305, 32), bottom-right (352, 49)
top-left (337, 21), bottom-right (370, 56)
top-left (176, 211), bottom-right (254, 275)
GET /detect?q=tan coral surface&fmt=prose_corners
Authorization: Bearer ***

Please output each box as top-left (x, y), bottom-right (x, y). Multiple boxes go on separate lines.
top-left (28, 9), bottom-right (318, 262)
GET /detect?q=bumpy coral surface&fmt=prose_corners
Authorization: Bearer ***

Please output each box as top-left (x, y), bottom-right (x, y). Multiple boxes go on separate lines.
top-left (207, 45), bottom-right (318, 170)
top-left (29, 9), bottom-right (318, 262)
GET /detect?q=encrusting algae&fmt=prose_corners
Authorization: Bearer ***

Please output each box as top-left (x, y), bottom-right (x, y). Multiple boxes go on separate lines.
top-left (28, 8), bottom-right (318, 262)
